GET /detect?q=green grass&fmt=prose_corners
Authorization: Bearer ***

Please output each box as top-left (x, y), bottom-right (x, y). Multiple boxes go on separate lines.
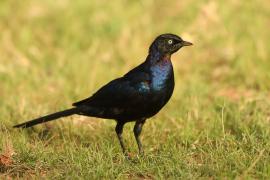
top-left (1, 0), bottom-right (270, 178)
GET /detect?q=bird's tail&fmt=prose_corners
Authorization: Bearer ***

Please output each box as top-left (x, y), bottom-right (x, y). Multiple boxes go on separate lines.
top-left (13, 108), bottom-right (79, 128)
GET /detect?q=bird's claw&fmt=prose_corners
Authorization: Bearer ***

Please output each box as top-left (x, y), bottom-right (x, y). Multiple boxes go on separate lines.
top-left (124, 152), bottom-right (133, 160)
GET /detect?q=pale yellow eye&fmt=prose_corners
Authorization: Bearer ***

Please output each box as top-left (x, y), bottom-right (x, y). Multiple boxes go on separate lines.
top-left (168, 39), bottom-right (173, 44)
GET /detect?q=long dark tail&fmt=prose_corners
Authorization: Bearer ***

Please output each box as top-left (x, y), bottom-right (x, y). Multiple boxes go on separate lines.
top-left (13, 108), bottom-right (79, 128)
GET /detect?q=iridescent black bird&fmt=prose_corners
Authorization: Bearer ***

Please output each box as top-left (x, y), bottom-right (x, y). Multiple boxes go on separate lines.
top-left (14, 33), bottom-right (192, 155)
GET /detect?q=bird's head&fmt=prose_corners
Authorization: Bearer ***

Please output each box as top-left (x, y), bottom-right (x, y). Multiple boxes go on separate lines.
top-left (149, 33), bottom-right (192, 55)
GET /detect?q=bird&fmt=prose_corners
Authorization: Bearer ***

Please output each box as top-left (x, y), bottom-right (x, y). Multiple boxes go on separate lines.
top-left (14, 33), bottom-right (192, 156)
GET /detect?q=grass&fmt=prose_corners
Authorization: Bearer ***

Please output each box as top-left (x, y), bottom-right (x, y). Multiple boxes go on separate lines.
top-left (1, 0), bottom-right (270, 178)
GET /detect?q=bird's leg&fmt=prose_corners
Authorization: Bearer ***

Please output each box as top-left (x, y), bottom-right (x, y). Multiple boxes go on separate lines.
top-left (133, 119), bottom-right (146, 155)
top-left (115, 122), bottom-right (127, 155)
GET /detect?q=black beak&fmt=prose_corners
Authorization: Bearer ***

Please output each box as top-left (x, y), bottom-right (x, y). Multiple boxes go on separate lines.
top-left (182, 40), bottom-right (193, 46)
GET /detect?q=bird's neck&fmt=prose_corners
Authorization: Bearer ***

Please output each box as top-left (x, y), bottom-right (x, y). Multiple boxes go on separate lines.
top-left (147, 50), bottom-right (171, 65)
top-left (147, 50), bottom-right (174, 91)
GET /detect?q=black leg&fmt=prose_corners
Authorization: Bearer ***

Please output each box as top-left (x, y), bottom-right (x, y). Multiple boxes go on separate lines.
top-left (115, 122), bottom-right (127, 154)
top-left (133, 119), bottom-right (146, 154)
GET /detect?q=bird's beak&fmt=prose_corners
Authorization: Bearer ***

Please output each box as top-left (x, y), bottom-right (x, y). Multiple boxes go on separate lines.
top-left (182, 40), bottom-right (193, 46)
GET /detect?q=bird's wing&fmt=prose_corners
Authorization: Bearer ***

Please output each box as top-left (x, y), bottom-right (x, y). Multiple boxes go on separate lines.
top-left (72, 72), bottom-right (151, 108)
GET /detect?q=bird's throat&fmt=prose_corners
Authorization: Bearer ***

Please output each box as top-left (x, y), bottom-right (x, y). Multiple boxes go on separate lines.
top-left (162, 54), bottom-right (171, 63)
top-left (149, 51), bottom-right (171, 65)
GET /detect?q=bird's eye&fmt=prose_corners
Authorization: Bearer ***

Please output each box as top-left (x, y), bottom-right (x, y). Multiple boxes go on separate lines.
top-left (168, 39), bottom-right (173, 45)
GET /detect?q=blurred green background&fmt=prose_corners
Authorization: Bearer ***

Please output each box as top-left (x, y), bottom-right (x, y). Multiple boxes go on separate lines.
top-left (0, 0), bottom-right (270, 178)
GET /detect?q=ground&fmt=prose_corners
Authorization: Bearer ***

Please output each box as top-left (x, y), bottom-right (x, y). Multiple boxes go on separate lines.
top-left (0, 0), bottom-right (270, 179)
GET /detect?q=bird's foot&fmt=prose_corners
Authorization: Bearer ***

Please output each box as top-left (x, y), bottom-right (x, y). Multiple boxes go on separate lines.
top-left (124, 152), bottom-right (133, 160)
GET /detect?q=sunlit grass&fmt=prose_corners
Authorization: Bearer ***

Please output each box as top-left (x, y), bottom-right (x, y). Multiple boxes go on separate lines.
top-left (1, 0), bottom-right (270, 178)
